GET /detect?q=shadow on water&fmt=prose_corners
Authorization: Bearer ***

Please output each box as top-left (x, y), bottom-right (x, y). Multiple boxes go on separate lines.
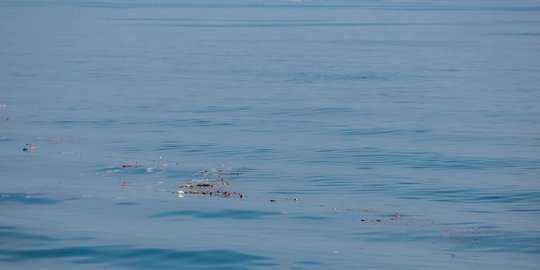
top-left (152, 209), bottom-right (281, 220)
top-left (0, 246), bottom-right (276, 269)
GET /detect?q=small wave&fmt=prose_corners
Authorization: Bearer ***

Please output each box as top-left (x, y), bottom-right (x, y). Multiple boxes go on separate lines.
top-left (0, 245), bottom-right (275, 269)
top-left (0, 193), bottom-right (59, 205)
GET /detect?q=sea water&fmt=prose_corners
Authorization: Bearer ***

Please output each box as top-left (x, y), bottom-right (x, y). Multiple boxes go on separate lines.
top-left (1, 0), bottom-right (539, 269)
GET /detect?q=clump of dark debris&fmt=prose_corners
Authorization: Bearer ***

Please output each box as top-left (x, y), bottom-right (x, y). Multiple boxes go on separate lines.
top-left (176, 178), bottom-right (244, 199)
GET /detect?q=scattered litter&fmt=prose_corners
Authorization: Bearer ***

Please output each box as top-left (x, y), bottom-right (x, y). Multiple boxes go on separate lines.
top-left (177, 190), bottom-right (185, 198)
top-left (270, 199), bottom-right (276, 202)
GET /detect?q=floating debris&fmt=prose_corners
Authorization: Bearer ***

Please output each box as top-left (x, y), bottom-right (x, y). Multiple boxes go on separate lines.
top-left (177, 178), bottom-right (244, 199)
top-left (199, 169), bottom-right (243, 177)
top-left (285, 197), bottom-right (298, 203)
top-left (121, 162), bottom-right (141, 168)
top-left (56, 150), bottom-right (82, 156)
top-left (22, 143), bottom-right (35, 152)
top-left (433, 228), bottom-right (503, 247)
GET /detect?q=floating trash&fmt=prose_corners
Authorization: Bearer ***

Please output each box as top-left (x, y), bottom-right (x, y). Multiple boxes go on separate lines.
top-left (199, 169), bottom-right (242, 177)
top-left (22, 143), bottom-right (35, 152)
top-left (121, 162), bottom-right (141, 168)
top-left (177, 178), bottom-right (244, 199)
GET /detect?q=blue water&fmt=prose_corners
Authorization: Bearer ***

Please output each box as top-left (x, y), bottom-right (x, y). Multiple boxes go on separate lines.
top-left (1, 0), bottom-right (540, 269)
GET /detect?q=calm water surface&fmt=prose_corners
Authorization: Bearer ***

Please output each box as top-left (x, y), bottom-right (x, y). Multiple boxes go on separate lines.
top-left (1, 0), bottom-right (540, 269)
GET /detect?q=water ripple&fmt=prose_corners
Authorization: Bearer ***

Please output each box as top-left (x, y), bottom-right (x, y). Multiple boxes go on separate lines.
top-left (401, 188), bottom-right (540, 205)
top-left (0, 246), bottom-right (275, 270)
top-left (0, 193), bottom-right (59, 205)
top-left (152, 209), bottom-right (281, 220)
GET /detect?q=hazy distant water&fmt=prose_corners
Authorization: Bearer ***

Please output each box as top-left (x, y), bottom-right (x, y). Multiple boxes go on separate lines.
top-left (1, 0), bottom-right (540, 269)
